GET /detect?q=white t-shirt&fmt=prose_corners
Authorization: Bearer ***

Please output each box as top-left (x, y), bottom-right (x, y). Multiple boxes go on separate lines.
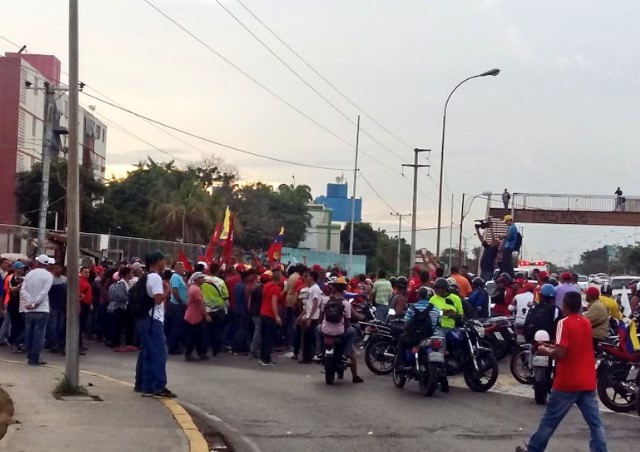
top-left (305, 284), bottom-right (323, 320)
top-left (511, 291), bottom-right (534, 325)
top-left (146, 272), bottom-right (165, 323)
top-left (20, 268), bottom-right (53, 313)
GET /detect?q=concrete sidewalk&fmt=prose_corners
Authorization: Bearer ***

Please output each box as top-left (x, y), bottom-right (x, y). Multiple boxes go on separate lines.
top-left (0, 360), bottom-right (189, 452)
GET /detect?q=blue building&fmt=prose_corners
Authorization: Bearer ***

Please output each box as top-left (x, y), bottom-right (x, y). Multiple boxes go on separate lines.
top-left (314, 183), bottom-right (362, 223)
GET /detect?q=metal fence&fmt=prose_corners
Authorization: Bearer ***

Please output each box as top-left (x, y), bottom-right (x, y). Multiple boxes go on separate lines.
top-left (489, 193), bottom-right (640, 213)
top-left (0, 224), bottom-right (204, 262)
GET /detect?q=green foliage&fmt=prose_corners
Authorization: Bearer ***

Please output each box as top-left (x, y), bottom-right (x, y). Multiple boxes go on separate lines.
top-left (340, 222), bottom-right (410, 275)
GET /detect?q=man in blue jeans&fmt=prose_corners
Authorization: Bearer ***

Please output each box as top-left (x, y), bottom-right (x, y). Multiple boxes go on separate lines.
top-left (21, 254), bottom-right (54, 366)
top-left (516, 291), bottom-right (607, 452)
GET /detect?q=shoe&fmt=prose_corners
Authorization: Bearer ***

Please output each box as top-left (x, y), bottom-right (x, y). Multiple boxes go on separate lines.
top-left (124, 345), bottom-right (139, 352)
top-left (141, 392), bottom-right (155, 398)
top-left (260, 361), bottom-right (270, 366)
top-left (312, 354), bottom-right (323, 362)
top-left (185, 355), bottom-right (198, 362)
top-left (290, 355), bottom-right (299, 360)
top-left (268, 361), bottom-right (278, 366)
top-left (198, 355), bottom-right (210, 361)
top-left (113, 345), bottom-right (127, 352)
top-left (515, 445), bottom-right (528, 452)
top-left (28, 361), bottom-right (47, 366)
top-left (79, 351), bottom-right (86, 356)
top-left (153, 388), bottom-right (177, 398)
top-left (352, 375), bottom-right (364, 384)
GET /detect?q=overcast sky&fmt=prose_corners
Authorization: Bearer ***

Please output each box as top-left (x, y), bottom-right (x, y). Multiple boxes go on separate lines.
top-left (3, 0), bottom-right (639, 268)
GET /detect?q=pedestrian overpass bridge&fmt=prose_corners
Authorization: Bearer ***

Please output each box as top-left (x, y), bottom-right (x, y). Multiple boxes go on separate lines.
top-left (486, 193), bottom-right (640, 227)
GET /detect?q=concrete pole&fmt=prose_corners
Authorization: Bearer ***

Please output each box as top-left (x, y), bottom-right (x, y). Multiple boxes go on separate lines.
top-left (37, 83), bottom-right (55, 254)
top-left (65, 0), bottom-right (80, 388)
top-left (347, 115), bottom-right (360, 276)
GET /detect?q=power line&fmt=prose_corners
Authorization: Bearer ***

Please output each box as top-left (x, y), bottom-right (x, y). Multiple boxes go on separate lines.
top-left (82, 91), bottom-right (349, 171)
top-left (214, 0), bottom-right (407, 163)
top-left (234, 0), bottom-right (413, 151)
top-left (359, 171), bottom-right (402, 217)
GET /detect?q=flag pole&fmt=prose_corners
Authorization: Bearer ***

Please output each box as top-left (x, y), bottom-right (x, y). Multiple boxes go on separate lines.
top-left (348, 115), bottom-right (360, 276)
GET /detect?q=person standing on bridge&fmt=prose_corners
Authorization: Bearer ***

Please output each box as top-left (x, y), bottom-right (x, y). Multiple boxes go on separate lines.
top-left (614, 187), bottom-right (624, 212)
top-left (502, 189), bottom-right (511, 209)
top-left (501, 215), bottom-right (518, 278)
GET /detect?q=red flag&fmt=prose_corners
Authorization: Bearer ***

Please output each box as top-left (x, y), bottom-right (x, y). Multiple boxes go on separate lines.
top-left (204, 223), bottom-right (222, 263)
top-left (221, 212), bottom-right (235, 266)
top-left (178, 249), bottom-right (194, 273)
top-left (267, 227), bottom-right (285, 265)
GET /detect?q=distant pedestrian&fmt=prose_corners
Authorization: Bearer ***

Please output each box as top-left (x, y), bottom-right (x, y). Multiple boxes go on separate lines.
top-left (46, 264), bottom-right (67, 353)
top-left (502, 189), bottom-right (511, 209)
top-left (516, 292), bottom-right (607, 452)
top-left (21, 255), bottom-right (54, 366)
top-left (7, 262), bottom-right (26, 353)
top-left (260, 269), bottom-right (283, 366)
top-left (372, 269), bottom-right (392, 322)
top-left (167, 262), bottom-right (187, 355)
top-left (201, 267), bottom-right (229, 358)
top-left (184, 272), bottom-right (209, 362)
top-left (614, 187), bottom-right (623, 211)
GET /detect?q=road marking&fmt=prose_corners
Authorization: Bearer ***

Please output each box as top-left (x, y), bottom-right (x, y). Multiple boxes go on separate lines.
top-left (0, 358), bottom-right (209, 452)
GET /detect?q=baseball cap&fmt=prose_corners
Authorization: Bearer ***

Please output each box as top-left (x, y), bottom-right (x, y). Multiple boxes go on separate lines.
top-left (311, 264), bottom-right (323, 272)
top-left (131, 262), bottom-right (145, 269)
top-left (13, 261), bottom-right (25, 270)
top-left (515, 277), bottom-right (527, 285)
top-left (47, 257), bottom-right (56, 265)
top-left (35, 254), bottom-right (51, 265)
top-left (503, 215), bottom-right (513, 222)
top-left (584, 287), bottom-right (600, 299)
top-left (95, 265), bottom-right (105, 273)
top-left (191, 272), bottom-right (205, 281)
top-left (234, 263), bottom-right (245, 272)
top-left (538, 271), bottom-right (549, 279)
top-left (260, 270), bottom-right (272, 283)
top-left (524, 283), bottom-right (536, 292)
top-left (560, 272), bottom-right (572, 281)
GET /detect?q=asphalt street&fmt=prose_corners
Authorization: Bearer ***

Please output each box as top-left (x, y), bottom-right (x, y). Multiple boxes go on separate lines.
top-left (4, 345), bottom-right (639, 452)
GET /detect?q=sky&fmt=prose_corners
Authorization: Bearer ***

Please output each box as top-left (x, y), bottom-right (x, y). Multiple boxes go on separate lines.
top-left (2, 0), bottom-right (639, 267)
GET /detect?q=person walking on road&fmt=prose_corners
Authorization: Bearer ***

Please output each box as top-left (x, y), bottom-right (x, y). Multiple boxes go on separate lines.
top-left (21, 255), bottom-right (54, 366)
top-left (516, 291), bottom-right (607, 452)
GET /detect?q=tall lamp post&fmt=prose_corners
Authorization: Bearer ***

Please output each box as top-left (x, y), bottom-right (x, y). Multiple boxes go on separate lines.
top-left (458, 191), bottom-right (492, 265)
top-left (435, 68), bottom-right (500, 259)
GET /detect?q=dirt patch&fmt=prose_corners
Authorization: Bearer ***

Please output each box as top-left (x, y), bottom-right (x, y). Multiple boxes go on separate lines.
top-left (0, 387), bottom-right (15, 441)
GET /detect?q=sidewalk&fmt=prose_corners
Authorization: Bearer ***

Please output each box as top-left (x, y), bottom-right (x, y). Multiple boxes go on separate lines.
top-left (0, 360), bottom-right (189, 452)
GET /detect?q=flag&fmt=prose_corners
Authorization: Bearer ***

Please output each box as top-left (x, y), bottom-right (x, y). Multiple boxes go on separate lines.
top-left (219, 206), bottom-right (231, 241)
top-left (204, 223), bottom-right (222, 263)
top-left (620, 289), bottom-right (632, 319)
top-left (267, 227), bottom-right (285, 265)
top-left (178, 249), bottom-right (194, 273)
top-left (221, 212), bottom-right (235, 266)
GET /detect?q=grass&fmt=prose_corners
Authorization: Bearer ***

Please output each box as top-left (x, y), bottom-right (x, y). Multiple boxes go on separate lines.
top-left (0, 387), bottom-right (14, 441)
top-left (52, 374), bottom-right (89, 397)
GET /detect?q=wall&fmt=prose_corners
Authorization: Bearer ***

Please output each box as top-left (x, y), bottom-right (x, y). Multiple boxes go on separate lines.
top-left (281, 247), bottom-right (366, 276)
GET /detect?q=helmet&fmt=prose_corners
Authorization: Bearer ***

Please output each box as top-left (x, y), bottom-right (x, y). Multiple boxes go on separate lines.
top-left (540, 283), bottom-right (556, 298)
top-left (395, 276), bottom-right (408, 288)
top-left (446, 277), bottom-right (459, 294)
top-left (472, 277), bottom-right (485, 288)
top-left (417, 286), bottom-right (434, 300)
top-left (601, 282), bottom-right (612, 295)
top-left (548, 278), bottom-right (558, 287)
top-left (433, 278), bottom-right (450, 290)
top-left (499, 273), bottom-right (512, 285)
top-left (534, 330), bottom-right (550, 342)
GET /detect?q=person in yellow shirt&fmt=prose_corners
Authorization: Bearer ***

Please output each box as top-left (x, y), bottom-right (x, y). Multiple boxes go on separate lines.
top-left (600, 283), bottom-right (622, 320)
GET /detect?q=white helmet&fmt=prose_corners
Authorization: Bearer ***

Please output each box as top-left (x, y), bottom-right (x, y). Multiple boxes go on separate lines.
top-left (534, 330), bottom-right (550, 342)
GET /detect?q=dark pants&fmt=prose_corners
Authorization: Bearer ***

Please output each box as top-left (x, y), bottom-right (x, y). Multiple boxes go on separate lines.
top-left (135, 316), bottom-right (168, 393)
top-left (80, 303), bottom-right (91, 336)
top-left (260, 316), bottom-right (277, 363)
top-left (223, 311), bottom-right (237, 347)
top-left (296, 320), bottom-right (318, 362)
top-left (166, 303), bottom-right (186, 354)
top-left (206, 310), bottom-right (226, 356)
top-left (24, 312), bottom-right (49, 364)
top-left (184, 321), bottom-right (206, 357)
top-left (232, 312), bottom-right (250, 353)
top-left (283, 307), bottom-right (297, 348)
top-left (7, 301), bottom-right (25, 345)
top-left (501, 248), bottom-right (515, 278)
top-left (46, 307), bottom-right (66, 350)
top-left (109, 309), bottom-right (134, 347)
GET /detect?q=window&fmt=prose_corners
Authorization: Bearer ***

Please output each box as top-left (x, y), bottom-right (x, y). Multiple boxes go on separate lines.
top-left (96, 124), bottom-right (101, 139)
top-left (102, 128), bottom-right (106, 142)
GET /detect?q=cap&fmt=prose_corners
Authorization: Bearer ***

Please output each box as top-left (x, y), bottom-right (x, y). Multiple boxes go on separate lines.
top-left (538, 271), bottom-right (549, 279)
top-left (515, 277), bottom-right (527, 285)
top-left (191, 272), bottom-right (206, 280)
top-left (560, 272), bottom-right (572, 281)
top-left (131, 262), bottom-right (145, 269)
top-left (197, 261), bottom-right (209, 270)
top-left (47, 257), bottom-right (56, 265)
top-left (332, 276), bottom-right (348, 285)
top-left (235, 263), bottom-right (245, 272)
top-left (12, 261), bottom-right (25, 270)
top-left (584, 287), bottom-right (600, 299)
top-left (311, 264), bottom-right (323, 272)
top-left (35, 254), bottom-right (51, 265)
top-left (540, 283), bottom-right (556, 298)
top-left (95, 266), bottom-right (105, 273)
top-left (503, 214), bottom-right (513, 222)
top-left (524, 283), bottom-right (536, 292)
top-left (260, 270), bottom-right (272, 283)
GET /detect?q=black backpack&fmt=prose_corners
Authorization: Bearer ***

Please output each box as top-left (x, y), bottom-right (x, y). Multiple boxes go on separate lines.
top-left (405, 304), bottom-right (435, 344)
top-left (523, 303), bottom-right (560, 343)
top-left (128, 274), bottom-right (155, 319)
top-left (324, 296), bottom-right (345, 323)
top-left (514, 231), bottom-right (523, 252)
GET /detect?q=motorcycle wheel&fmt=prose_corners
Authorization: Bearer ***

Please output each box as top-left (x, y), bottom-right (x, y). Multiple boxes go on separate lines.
top-left (597, 363), bottom-right (637, 412)
top-left (365, 337), bottom-right (397, 375)
top-left (464, 351), bottom-right (499, 392)
top-left (636, 388), bottom-right (640, 418)
top-left (324, 361), bottom-right (335, 385)
top-left (491, 339), bottom-right (509, 361)
top-left (418, 359), bottom-right (439, 397)
top-left (392, 353), bottom-right (407, 389)
top-left (533, 367), bottom-right (549, 405)
top-left (510, 348), bottom-right (534, 385)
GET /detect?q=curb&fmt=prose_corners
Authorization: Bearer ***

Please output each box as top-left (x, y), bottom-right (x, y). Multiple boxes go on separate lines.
top-left (0, 358), bottom-right (208, 452)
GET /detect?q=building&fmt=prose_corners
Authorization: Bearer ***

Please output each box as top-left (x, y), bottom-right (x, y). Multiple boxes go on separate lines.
top-left (298, 204), bottom-right (341, 253)
top-left (314, 180), bottom-right (362, 223)
top-left (0, 52), bottom-right (107, 225)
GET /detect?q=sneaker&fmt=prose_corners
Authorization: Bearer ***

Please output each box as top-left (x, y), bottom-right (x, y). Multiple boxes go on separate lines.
top-left (268, 361), bottom-right (278, 366)
top-left (259, 360), bottom-right (271, 366)
top-left (352, 375), bottom-right (364, 384)
top-left (154, 388), bottom-right (177, 398)
top-left (515, 445), bottom-right (528, 452)
top-left (312, 354), bottom-right (323, 362)
top-left (28, 361), bottom-right (47, 366)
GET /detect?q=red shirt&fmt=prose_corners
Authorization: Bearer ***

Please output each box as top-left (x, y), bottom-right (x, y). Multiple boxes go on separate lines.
top-left (79, 277), bottom-right (92, 305)
top-left (225, 274), bottom-right (241, 312)
top-left (261, 282), bottom-right (282, 319)
top-left (553, 314), bottom-right (596, 392)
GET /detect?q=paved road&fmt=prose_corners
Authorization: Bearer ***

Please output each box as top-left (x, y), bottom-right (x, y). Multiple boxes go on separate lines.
top-left (5, 345), bottom-right (639, 452)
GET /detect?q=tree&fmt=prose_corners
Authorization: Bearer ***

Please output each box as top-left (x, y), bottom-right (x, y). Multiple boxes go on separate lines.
top-left (340, 223), bottom-right (410, 274)
top-left (439, 248), bottom-right (465, 269)
top-left (574, 247), bottom-right (609, 275)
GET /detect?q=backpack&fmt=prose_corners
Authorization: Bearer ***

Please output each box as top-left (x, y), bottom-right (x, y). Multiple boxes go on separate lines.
top-left (514, 231), bottom-right (523, 252)
top-left (324, 296), bottom-right (345, 323)
top-left (523, 304), bottom-right (560, 343)
top-left (128, 274), bottom-right (155, 319)
top-left (405, 304), bottom-right (435, 344)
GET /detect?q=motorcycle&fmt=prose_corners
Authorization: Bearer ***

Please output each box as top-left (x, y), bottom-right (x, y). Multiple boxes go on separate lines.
top-left (392, 335), bottom-right (446, 396)
top-left (481, 316), bottom-right (517, 361)
top-left (530, 330), bottom-right (555, 405)
top-left (359, 316), bottom-right (404, 375)
top-left (321, 335), bottom-right (350, 385)
top-left (510, 343), bottom-right (534, 385)
top-left (445, 319), bottom-right (499, 392)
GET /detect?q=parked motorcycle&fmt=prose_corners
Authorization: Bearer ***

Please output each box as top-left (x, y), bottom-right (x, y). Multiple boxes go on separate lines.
top-left (360, 317), bottom-right (404, 375)
top-left (392, 335), bottom-right (446, 396)
top-left (321, 336), bottom-right (350, 385)
top-left (481, 316), bottom-right (517, 361)
top-left (596, 328), bottom-right (640, 413)
top-left (510, 343), bottom-right (534, 385)
top-left (445, 319), bottom-right (499, 392)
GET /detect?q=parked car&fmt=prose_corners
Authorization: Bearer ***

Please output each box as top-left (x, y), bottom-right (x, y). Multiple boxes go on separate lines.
top-left (588, 274), bottom-right (597, 283)
top-left (609, 276), bottom-right (639, 301)
top-left (595, 273), bottom-right (609, 284)
top-left (577, 275), bottom-right (589, 290)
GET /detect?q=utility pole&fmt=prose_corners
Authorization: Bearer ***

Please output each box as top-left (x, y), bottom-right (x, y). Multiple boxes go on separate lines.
top-left (36, 83), bottom-right (56, 255)
top-left (402, 149), bottom-right (430, 271)
top-left (390, 212), bottom-right (411, 274)
top-left (448, 193), bottom-right (454, 271)
top-left (348, 115), bottom-right (360, 275)
top-left (65, 0), bottom-right (80, 388)
top-left (457, 192), bottom-right (465, 267)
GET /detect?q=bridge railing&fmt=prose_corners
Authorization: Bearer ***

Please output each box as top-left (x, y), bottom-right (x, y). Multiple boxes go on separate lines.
top-left (489, 193), bottom-right (640, 213)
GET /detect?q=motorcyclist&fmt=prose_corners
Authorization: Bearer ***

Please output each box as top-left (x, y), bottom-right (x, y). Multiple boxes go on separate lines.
top-left (468, 277), bottom-right (490, 318)
top-left (523, 283), bottom-right (562, 343)
top-left (316, 276), bottom-right (364, 383)
top-left (599, 282), bottom-right (622, 321)
top-left (491, 275), bottom-right (512, 317)
top-left (447, 278), bottom-right (477, 319)
top-left (390, 276), bottom-right (409, 319)
top-left (429, 278), bottom-right (464, 332)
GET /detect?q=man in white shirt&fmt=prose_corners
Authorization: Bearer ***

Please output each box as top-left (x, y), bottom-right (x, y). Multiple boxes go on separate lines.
top-left (135, 250), bottom-right (175, 398)
top-left (298, 270), bottom-right (323, 363)
top-left (510, 283), bottom-right (535, 328)
top-left (21, 254), bottom-right (54, 366)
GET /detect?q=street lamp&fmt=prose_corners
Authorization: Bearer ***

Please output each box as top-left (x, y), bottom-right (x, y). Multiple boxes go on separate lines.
top-left (435, 68), bottom-right (500, 259)
top-left (458, 191), bottom-right (492, 265)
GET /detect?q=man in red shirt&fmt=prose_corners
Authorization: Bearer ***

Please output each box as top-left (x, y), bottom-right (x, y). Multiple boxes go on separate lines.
top-left (517, 291), bottom-right (607, 452)
top-left (259, 269), bottom-right (283, 366)
top-left (78, 266), bottom-right (92, 351)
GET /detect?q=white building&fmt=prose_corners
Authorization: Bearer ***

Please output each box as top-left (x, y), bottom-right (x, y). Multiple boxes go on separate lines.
top-left (298, 204), bottom-right (341, 253)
